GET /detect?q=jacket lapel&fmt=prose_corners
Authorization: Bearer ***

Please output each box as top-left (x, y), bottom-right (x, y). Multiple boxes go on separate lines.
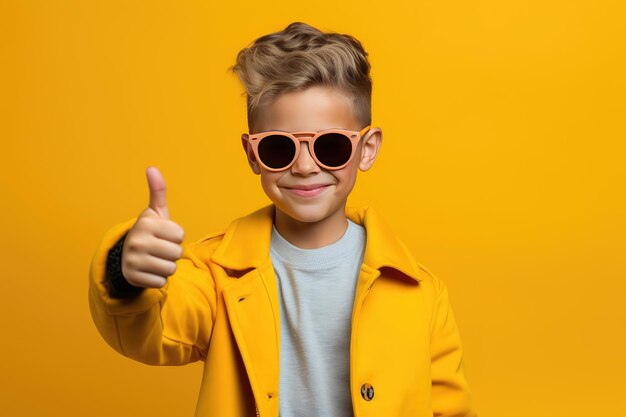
top-left (346, 206), bottom-right (423, 283)
top-left (222, 262), bottom-right (280, 417)
top-left (212, 205), bottom-right (280, 416)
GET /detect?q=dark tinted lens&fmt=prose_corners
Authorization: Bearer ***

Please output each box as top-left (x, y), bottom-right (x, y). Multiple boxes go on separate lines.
top-left (257, 135), bottom-right (296, 169)
top-left (314, 133), bottom-right (353, 167)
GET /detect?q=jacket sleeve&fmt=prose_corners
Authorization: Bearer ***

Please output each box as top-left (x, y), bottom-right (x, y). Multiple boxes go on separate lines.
top-left (429, 280), bottom-right (477, 417)
top-left (88, 217), bottom-right (217, 366)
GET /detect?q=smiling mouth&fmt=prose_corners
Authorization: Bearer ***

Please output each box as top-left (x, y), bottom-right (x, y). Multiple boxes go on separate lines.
top-left (282, 184), bottom-right (331, 197)
top-left (284, 184), bottom-right (330, 190)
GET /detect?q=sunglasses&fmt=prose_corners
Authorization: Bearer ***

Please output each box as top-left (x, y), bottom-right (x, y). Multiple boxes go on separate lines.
top-left (242, 126), bottom-right (371, 172)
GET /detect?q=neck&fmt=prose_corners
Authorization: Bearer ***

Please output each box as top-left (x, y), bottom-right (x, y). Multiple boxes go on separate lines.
top-left (273, 207), bottom-right (349, 249)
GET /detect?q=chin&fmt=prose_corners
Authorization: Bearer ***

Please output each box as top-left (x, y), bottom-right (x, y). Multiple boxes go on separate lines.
top-left (276, 202), bottom-right (333, 224)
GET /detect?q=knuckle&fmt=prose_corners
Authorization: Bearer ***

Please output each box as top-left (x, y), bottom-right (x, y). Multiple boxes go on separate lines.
top-left (122, 256), bottom-right (133, 269)
top-left (123, 256), bottom-right (136, 270)
top-left (125, 238), bottom-right (142, 253)
top-left (134, 216), bottom-right (150, 230)
top-left (124, 236), bottom-right (135, 249)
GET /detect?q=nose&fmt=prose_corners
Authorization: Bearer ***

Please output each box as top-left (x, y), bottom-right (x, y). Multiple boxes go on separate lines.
top-left (290, 142), bottom-right (320, 176)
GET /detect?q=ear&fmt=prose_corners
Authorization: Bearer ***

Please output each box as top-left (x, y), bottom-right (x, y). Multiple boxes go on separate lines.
top-left (241, 134), bottom-right (261, 175)
top-left (358, 127), bottom-right (383, 171)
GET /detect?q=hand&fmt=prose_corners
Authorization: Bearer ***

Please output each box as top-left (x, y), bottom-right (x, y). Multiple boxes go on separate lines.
top-left (121, 166), bottom-right (185, 288)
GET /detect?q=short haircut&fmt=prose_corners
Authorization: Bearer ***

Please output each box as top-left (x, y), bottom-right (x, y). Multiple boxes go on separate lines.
top-left (230, 22), bottom-right (372, 133)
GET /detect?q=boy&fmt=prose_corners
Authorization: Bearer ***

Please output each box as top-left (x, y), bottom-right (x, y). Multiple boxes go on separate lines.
top-left (89, 22), bottom-right (476, 417)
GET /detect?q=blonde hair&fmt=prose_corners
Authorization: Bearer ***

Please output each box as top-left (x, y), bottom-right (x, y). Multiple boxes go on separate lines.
top-left (230, 22), bottom-right (372, 132)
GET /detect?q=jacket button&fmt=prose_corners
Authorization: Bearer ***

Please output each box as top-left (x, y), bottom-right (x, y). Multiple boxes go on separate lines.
top-left (360, 383), bottom-right (374, 401)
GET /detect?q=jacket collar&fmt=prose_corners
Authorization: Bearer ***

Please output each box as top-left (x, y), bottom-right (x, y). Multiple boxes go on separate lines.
top-left (211, 204), bottom-right (422, 282)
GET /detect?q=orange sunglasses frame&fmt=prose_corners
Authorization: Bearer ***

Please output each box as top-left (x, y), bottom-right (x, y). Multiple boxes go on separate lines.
top-left (242, 126), bottom-right (371, 172)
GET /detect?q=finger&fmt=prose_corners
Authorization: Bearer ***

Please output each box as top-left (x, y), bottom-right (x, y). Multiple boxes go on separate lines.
top-left (146, 239), bottom-right (183, 261)
top-left (152, 220), bottom-right (185, 243)
top-left (146, 166), bottom-right (170, 220)
top-left (138, 255), bottom-right (178, 278)
top-left (126, 270), bottom-right (169, 289)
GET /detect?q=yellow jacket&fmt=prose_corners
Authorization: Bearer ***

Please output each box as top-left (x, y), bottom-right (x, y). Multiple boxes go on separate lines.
top-left (89, 204), bottom-right (476, 417)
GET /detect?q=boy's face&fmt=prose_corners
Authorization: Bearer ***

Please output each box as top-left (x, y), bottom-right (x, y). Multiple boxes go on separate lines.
top-left (242, 85), bottom-right (382, 225)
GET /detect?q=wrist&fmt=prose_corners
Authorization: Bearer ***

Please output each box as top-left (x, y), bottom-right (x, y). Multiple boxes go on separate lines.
top-left (106, 232), bottom-right (145, 298)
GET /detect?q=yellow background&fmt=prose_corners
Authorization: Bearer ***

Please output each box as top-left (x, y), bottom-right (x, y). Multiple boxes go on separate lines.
top-left (1, 1), bottom-right (624, 416)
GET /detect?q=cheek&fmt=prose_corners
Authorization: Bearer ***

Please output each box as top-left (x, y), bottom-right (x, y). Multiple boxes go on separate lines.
top-left (260, 172), bottom-right (282, 195)
top-left (335, 166), bottom-right (359, 191)
top-left (259, 174), bottom-right (271, 194)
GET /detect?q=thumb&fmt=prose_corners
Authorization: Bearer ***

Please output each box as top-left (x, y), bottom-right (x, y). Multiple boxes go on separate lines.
top-left (146, 166), bottom-right (170, 220)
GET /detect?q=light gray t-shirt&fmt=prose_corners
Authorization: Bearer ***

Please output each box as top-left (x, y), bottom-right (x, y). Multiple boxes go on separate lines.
top-left (270, 219), bottom-right (366, 417)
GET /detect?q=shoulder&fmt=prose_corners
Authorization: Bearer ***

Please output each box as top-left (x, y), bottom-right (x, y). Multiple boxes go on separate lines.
top-left (414, 262), bottom-right (448, 298)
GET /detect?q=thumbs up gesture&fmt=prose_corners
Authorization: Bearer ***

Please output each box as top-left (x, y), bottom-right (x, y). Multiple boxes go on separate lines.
top-left (121, 166), bottom-right (186, 288)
